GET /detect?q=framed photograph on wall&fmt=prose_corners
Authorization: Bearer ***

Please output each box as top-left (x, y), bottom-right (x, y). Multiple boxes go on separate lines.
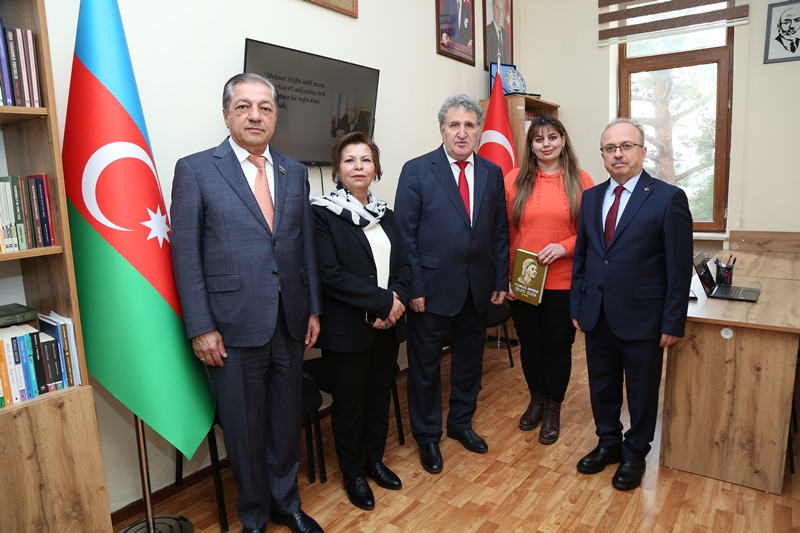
top-left (764, 0), bottom-right (800, 63)
top-left (483, 0), bottom-right (512, 70)
top-left (303, 0), bottom-right (358, 18)
top-left (436, 0), bottom-right (476, 66)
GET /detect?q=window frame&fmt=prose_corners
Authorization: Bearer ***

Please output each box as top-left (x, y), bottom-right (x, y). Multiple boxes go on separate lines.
top-left (618, 27), bottom-right (733, 232)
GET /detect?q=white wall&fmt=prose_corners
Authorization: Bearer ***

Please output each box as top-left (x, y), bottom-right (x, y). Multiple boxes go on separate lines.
top-left (37, 0), bottom-right (799, 514)
top-left (42, 0), bottom-right (497, 512)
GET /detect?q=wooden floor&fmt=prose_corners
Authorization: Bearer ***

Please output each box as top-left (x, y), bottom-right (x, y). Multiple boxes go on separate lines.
top-left (114, 334), bottom-right (800, 532)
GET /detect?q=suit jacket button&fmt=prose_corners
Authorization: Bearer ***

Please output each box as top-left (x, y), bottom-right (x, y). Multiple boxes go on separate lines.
top-left (272, 270), bottom-right (279, 276)
top-left (273, 239), bottom-right (278, 246)
top-left (604, 260), bottom-right (609, 265)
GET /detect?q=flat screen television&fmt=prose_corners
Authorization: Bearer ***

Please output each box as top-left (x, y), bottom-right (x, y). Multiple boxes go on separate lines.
top-left (244, 39), bottom-right (380, 165)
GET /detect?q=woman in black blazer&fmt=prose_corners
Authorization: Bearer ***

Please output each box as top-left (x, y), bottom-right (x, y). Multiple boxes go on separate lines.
top-left (311, 132), bottom-right (412, 511)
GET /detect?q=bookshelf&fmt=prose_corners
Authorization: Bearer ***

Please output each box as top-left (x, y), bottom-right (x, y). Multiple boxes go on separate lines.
top-left (480, 94), bottom-right (560, 164)
top-left (0, 0), bottom-right (111, 531)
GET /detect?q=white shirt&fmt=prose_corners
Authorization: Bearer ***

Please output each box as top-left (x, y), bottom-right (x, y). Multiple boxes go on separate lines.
top-left (445, 152), bottom-right (475, 223)
top-left (228, 137), bottom-right (276, 198)
top-left (363, 224), bottom-right (391, 290)
top-left (602, 172), bottom-right (642, 233)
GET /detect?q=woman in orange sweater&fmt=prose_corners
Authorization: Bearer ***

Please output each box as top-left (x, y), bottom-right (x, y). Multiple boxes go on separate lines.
top-left (505, 115), bottom-right (594, 444)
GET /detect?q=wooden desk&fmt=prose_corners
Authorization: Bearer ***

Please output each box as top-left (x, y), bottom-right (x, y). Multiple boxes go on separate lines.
top-left (660, 274), bottom-right (800, 494)
top-left (713, 250), bottom-right (800, 281)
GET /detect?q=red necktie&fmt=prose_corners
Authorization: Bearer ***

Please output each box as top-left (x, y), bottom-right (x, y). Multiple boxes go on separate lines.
top-left (604, 185), bottom-right (624, 247)
top-left (247, 154), bottom-right (275, 229)
top-left (456, 161), bottom-right (470, 219)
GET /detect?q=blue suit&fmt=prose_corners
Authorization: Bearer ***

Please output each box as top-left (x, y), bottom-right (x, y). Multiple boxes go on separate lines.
top-left (171, 138), bottom-right (321, 528)
top-left (395, 145), bottom-right (509, 442)
top-left (570, 170), bottom-right (692, 461)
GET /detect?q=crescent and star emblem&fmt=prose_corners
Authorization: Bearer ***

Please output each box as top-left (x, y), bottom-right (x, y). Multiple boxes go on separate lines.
top-left (81, 141), bottom-right (170, 247)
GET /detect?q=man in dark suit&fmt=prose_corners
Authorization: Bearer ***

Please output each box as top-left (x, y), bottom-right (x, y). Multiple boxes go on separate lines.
top-left (395, 94), bottom-right (509, 474)
top-left (485, 0), bottom-right (510, 65)
top-left (570, 117), bottom-right (693, 491)
top-left (440, 0), bottom-right (473, 50)
top-left (171, 73), bottom-right (324, 533)
top-left (331, 96), bottom-right (369, 139)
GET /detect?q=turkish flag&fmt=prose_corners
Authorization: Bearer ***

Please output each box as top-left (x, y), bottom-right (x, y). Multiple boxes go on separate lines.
top-left (478, 71), bottom-right (516, 176)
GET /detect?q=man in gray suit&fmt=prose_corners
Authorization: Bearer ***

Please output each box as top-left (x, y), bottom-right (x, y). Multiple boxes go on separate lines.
top-left (171, 73), bottom-right (324, 533)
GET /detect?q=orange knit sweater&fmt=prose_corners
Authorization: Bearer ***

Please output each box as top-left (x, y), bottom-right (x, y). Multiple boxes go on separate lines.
top-left (504, 167), bottom-right (595, 290)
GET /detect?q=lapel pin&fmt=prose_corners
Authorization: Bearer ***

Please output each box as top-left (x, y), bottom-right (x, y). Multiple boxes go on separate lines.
top-left (278, 165), bottom-right (286, 175)
top-left (644, 187), bottom-right (650, 191)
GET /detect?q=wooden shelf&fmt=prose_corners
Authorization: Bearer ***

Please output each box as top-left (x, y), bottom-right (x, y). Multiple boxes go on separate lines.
top-left (0, 0), bottom-right (112, 531)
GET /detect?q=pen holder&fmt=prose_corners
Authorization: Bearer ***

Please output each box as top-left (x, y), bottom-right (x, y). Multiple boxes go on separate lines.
top-left (715, 264), bottom-right (733, 285)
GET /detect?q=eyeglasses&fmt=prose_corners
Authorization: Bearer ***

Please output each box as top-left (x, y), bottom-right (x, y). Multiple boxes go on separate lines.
top-left (600, 143), bottom-right (643, 155)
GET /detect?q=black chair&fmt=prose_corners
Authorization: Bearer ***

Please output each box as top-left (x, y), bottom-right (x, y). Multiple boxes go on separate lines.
top-left (175, 411), bottom-right (228, 532)
top-left (301, 372), bottom-right (327, 483)
top-left (303, 357), bottom-right (405, 445)
top-left (486, 303), bottom-right (515, 367)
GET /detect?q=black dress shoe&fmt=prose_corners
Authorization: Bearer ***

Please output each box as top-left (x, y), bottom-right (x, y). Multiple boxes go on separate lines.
top-left (344, 476), bottom-right (375, 510)
top-left (576, 444), bottom-right (622, 474)
top-left (367, 461), bottom-right (402, 490)
top-left (271, 509), bottom-right (324, 533)
top-left (446, 427), bottom-right (488, 453)
top-left (612, 459), bottom-right (646, 491)
top-left (419, 442), bottom-right (443, 473)
top-left (241, 527), bottom-right (266, 533)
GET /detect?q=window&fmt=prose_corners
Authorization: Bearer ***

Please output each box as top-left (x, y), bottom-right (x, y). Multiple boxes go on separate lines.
top-left (619, 27), bottom-right (733, 232)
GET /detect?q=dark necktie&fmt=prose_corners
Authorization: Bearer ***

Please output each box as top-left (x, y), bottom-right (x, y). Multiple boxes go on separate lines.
top-left (604, 185), bottom-right (624, 247)
top-left (456, 161), bottom-right (470, 219)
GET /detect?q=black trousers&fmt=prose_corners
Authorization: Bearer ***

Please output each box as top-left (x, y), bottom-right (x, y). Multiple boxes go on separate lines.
top-left (406, 287), bottom-right (488, 444)
top-left (584, 306), bottom-right (664, 461)
top-left (509, 290), bottom-right (575, 402)
top-left (322, 330), bottom-right (399, 480)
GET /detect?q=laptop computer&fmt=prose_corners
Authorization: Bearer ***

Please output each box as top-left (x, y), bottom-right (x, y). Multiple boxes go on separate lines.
top-left (692, 253), bottom-right (760, 302)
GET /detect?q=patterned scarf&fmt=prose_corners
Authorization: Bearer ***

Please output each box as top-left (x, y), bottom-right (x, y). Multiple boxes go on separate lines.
top-left (311, 183), bottom-right (387, 229)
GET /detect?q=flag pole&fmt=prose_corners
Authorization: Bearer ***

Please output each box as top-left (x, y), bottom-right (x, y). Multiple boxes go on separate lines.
top-left (119, 416), bottom-right (194, 533)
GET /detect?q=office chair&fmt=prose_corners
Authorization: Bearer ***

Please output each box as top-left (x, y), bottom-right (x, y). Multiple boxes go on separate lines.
top-left (302, 357), bottom-right (405, 445)
top-left (301, 372), bottom-right (326, 483)
top-left (486, 303), bottom-right (515, 367)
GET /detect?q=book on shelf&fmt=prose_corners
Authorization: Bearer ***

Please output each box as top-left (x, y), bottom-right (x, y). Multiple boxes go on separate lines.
top-left (0, 342), bottom-right (9, 406)
top-left (23, 29), bottom-right (39, 108)
top-left (0, 18), bottom-right (13, 106)
top-left (32, 174), bottom-right (54, 246)
top-left (0, 303), bottom-right (38, 327)
top-left (38, 331), bottom-right (62, 391)
top-left (9, 176), bottom-right (28, 250)
top-left (15, 324), bottom-right (47, 395)
top-left (9, 332), bottom-right (28, 400)
top-left (14, 28), bottom-right (30, 107)
top-left (0, 176), bottom-right (18, 252)
top-left (510, 248), bottom-right (548, 305)
top-left (14, 325), bottom-right (40, 398)
top-left (18, 176), bottom-right (33, 248)
top-left (49, 312), bottom-right (81, 386)
top-left (0, 328), bottom-right (22, 403)
top-left (25, 174), bottom-right (44, 247)
top-left (38, 316), bottom-right (69, 390)
top-left (4, 27), bottom-right (22, 106)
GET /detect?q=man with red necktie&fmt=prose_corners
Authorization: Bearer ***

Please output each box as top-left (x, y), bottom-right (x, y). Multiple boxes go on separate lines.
top-left (395, 94), bottom-right (509, 475)
top-left (570, 117), bottom-right (693, 492)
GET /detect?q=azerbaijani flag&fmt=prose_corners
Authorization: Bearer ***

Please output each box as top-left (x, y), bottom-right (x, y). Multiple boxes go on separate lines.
top-left (62, 0), bottom-right (215, 457)
top-left (478, 71), bottom-right (516, 176)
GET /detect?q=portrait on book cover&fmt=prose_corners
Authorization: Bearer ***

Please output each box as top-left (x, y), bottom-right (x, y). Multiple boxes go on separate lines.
top-left (516, 258), bottom-right (538, 287)
top-left (764, 0), bottom-right (800, 63)
top-left (437, 0), bottom-right (476, 66)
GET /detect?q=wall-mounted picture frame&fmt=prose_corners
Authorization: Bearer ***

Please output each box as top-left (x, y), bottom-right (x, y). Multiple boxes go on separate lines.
top-left (303, 0), bottom-right (358, 18)
top-left (436, 0), bottom-right (476, 66)
top-left (483, 0), bottom-right (512, 70)
top-left (764, 0), bottom-right (800, 64)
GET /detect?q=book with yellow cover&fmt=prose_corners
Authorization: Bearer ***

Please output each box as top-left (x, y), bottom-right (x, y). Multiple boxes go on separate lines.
top-left (511, 248), bottom-right (548, 305)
